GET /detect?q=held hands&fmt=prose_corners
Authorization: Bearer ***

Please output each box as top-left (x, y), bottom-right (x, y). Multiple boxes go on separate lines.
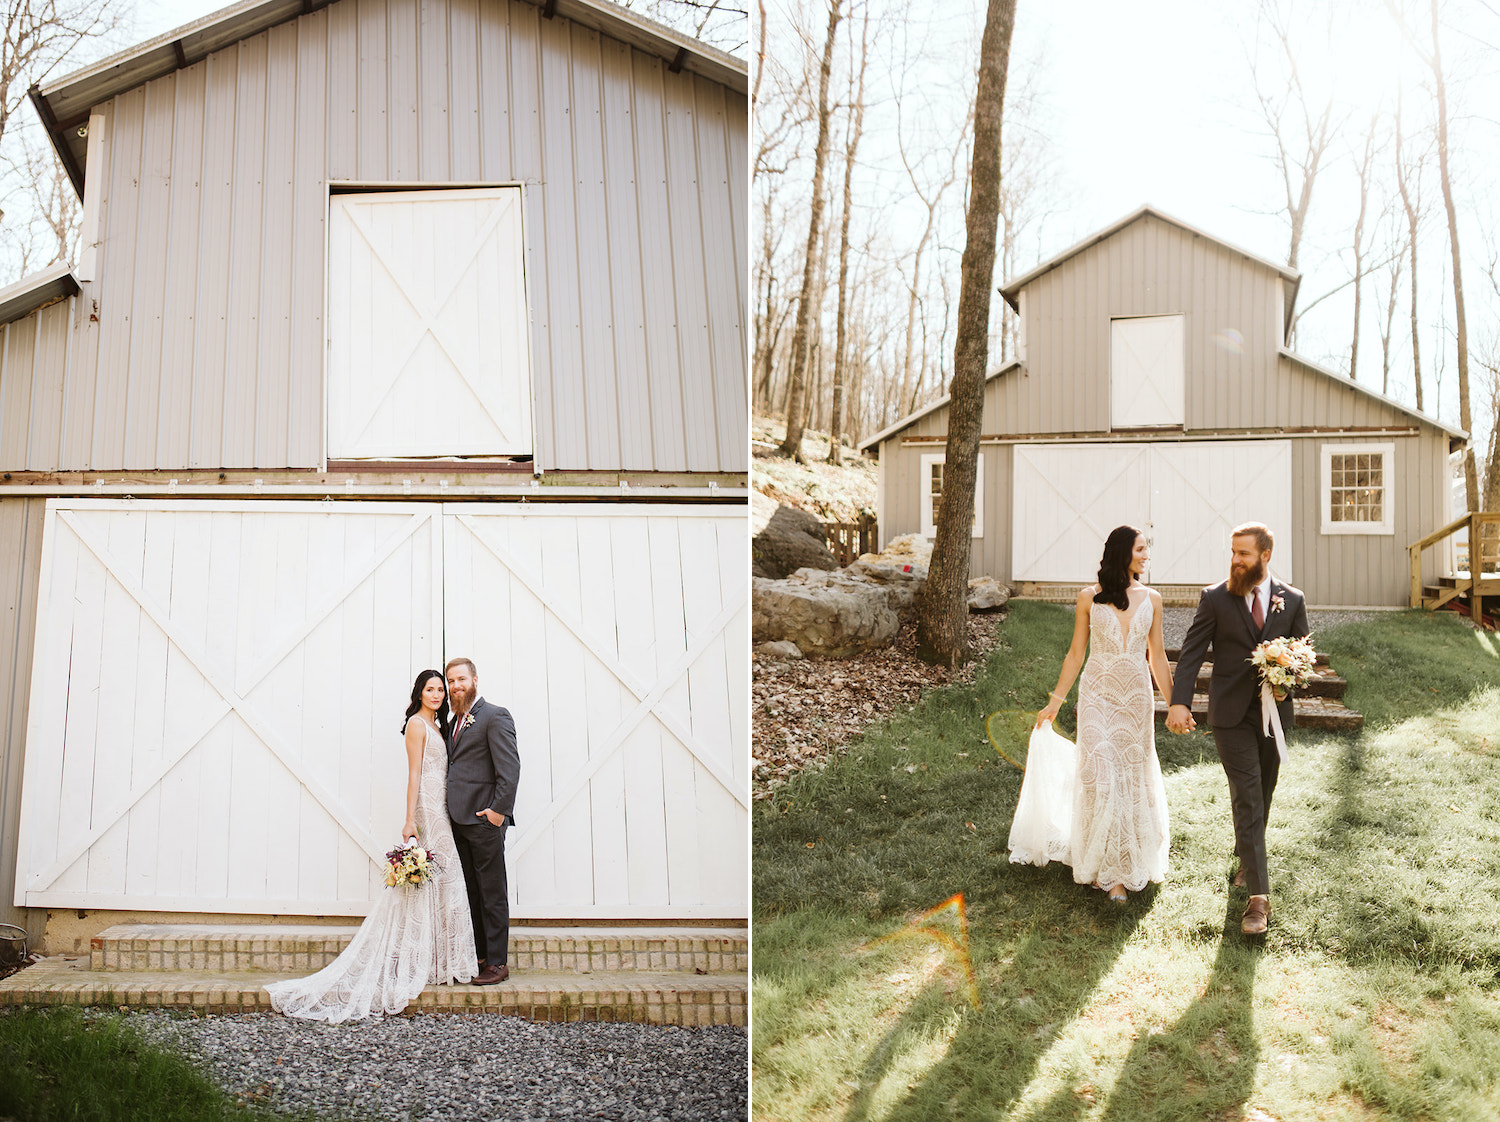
top-left (1165, 704), bottom-right (1197, 734)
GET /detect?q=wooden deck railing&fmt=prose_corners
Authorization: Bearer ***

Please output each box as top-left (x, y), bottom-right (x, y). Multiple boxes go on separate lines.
top-left (823, 515), bottom-right (877, 567)
top-left (1409, 511), bottom-right (1500, 619)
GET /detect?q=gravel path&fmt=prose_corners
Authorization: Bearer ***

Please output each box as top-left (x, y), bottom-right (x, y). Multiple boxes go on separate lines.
top-left (1159, 606), bottom-right (1382, 649)
top-left (111, 1010), bottom-right (747, 1121)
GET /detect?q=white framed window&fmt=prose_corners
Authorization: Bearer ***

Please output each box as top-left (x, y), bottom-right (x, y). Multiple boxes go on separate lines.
top-left (1110, 314), bottom-right (1185, 429)
top-left (1321, 442), bottom-right (1395, 535)
top-left (326, 187), bottom-right (533, 460)
top-left (920, 452), bottom-right (983, 539)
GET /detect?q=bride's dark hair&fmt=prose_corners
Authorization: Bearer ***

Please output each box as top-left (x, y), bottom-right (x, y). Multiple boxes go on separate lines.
top-left (1094, 525), bottom-right (1143, 611)
top-left (402, 669), bottom-right (451, 738)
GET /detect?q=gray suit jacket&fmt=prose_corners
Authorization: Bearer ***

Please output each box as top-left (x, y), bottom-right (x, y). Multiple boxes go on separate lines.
top-left (1170, 578), bottom-right (1310, 728)
top-left (446, 697), bottom-right (520, 826)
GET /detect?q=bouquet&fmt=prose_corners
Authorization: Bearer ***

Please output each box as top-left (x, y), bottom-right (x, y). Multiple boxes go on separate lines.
top-left (1248, 635), bottom-right (1317, 701)
top-left (385, 837), bottom-right (439, 887)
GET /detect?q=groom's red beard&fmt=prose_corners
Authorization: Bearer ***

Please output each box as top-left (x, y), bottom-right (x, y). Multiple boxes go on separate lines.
top-left (449, 687), bottom-right (473, 715)
top-left (1227, 558), bottom-right (1267, 597)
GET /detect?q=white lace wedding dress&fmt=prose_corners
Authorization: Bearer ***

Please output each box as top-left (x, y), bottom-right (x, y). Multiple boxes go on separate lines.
top-left (266, 720), bottom-right (477, 1022)
top-left (1069, 591), bottom-right (1170, 891)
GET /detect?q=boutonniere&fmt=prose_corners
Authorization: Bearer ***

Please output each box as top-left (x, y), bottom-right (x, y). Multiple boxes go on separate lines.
top-left (1270, 594), bottom-right (1286, 615)
top-left (455, 711), bottom-right (476, 736)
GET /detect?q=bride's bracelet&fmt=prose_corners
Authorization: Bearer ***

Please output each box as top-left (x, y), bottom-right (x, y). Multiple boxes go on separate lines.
top-left (1048, 690), bottom-right (1066, 702)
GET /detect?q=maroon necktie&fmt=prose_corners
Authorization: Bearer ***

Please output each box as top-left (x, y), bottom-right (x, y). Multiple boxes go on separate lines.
top-left (1251, 593), bottom-right (1265, 631)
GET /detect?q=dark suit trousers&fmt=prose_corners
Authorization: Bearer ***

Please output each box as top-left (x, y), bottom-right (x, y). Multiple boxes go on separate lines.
top-left (452, 819), bottom-right (510, 965)
top-left (1212, 714), bottom-right (1283, 897)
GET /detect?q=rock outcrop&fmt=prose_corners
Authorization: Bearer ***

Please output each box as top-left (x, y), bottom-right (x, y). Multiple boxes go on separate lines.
top-left (751, 504), bottom-right (838, 579)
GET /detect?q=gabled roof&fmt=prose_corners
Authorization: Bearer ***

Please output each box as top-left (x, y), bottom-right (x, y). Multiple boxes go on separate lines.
top-left (857, 360), bottom-right (1022, 452)
top-left (33, 0), bottom-right (747, 199)
top-left (1281, 348), bottom-right (1467, 444)
top-left (999, 204), bottom-right (1302, 340)
top-left (0, 262), bottom-right (79, 328)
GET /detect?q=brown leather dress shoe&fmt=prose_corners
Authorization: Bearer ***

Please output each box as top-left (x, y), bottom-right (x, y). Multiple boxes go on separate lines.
top-left (1241, 896), bottom-right (1270, 935)
top-left (474, 964), bottom-right (510, 985)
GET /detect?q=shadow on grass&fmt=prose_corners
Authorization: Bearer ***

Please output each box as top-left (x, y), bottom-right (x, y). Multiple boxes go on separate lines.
top-left (1093, 897), bottom-right (1263, 1122)
top-left (846, 888), bottom-right (1155, 1122)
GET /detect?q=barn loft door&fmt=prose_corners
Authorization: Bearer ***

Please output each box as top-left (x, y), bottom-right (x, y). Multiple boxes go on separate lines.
top-left (1012, 444), bottom-right (1151, 582)
top-left (327, 188), bottom-right (533, 459)
top-left (14, 501), bottom-right (747, 919)
top-left (1011, 442), bottom-right (1294, 585)
top-left (443, 506), bottom-right (748, 917)
top-left (14, 501), bottom-right (441, 913)
top-left (1111, 315), bottom-right (1185, 429)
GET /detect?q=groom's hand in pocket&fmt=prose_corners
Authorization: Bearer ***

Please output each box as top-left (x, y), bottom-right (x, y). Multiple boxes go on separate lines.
top-left (477, 808), bottom-right (506, 827)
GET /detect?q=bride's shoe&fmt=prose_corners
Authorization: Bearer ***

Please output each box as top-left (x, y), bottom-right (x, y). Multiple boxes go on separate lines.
top-left (1107, 885), bottom-right (1127, 904)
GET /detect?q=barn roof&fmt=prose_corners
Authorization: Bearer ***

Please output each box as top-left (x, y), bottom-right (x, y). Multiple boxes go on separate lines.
top-left (0, 262), bottom-right (79, 328)
top-left (857, 360), bottom-right (1022, 451)
top-left (32, 0), bottom-right (748, 199)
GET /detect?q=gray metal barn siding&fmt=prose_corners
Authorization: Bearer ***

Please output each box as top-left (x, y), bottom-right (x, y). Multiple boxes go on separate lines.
top-left (0, 0), bottom-right (746, 474)
top-left (874, 212), bottom-right (1456, 607)
top-left (0, 499), bottom-right (45, 940)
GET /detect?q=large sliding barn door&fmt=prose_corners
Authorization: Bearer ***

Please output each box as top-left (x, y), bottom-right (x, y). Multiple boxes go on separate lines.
top-left (1012, 445), bottom-right (1151, 582)
top-left (1011, 442), bottom-right (1294, 585)
top-left (14, 501), bottom-right (441, 913)
top-left (14, 501), bottom-right (747, 919)
top-left (443, 506), bottom-right (748, 918)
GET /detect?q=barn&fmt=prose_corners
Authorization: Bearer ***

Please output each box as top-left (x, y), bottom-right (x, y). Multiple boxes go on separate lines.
top-left (0, 0), bottom-right (749, 990)
top-left (860, 206), bottom-right (1465, 607)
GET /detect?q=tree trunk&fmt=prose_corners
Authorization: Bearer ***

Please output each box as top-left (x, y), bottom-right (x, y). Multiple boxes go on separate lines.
top-left (827, 8), bottom-right (869, 466)
top-left (1348, 118), bottom-right (1376, 384)
top-left (1428, 0), bottom-right (1476, 509)
top-left (915, 0), bottom-right (1016, 667)
top-left (776, 0), bottom-right (841, 462)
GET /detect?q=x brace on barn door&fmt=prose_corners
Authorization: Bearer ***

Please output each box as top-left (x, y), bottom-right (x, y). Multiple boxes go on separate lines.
top-left (448, 514), bottom-right (749, 864)
top-left (26, 508), bottom-right (440, 894)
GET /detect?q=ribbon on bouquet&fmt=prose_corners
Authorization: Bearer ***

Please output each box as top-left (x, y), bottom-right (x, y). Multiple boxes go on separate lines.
top-left (1259, 682), bottom-right (1289, 764)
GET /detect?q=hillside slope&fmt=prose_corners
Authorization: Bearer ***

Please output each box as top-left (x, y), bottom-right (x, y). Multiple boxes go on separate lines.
top-left (751, 415), bottom-right (876, 524)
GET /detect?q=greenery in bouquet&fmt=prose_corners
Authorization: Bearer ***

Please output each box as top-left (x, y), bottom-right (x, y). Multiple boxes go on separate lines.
top-left (385, 837), bottom-right (438, 887)
top-left (1249, 634), bottom-right (1317, 701)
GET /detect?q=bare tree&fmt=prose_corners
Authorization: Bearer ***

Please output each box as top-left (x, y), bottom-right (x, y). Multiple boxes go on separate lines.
top-left (916, 0), bottom-right (1016, 668)
top-left (825, 2), bottom-right (870, 465)
top-left (1250, 0), bottom-right (1341, 277)
top-left (1376, 227), bottom-right (1404, 395)
top-left (621, 0), bottom-right (748, 55)
top-left (1393, 85), bottom-right (1427, 410)
top-left (775, 0), bottom-right (841, 461)
top-left (1347, 114), bottom-right (1381, 383)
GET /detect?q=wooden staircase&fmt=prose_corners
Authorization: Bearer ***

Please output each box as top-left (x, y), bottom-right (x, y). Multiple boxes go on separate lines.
top-left (1410, 512), bottom-right (1500, 627)
top-left (1153, 648), bottom-right (1363, 731)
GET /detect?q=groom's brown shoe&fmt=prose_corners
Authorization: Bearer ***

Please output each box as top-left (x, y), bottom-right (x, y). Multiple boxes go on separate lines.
top-left (1241, 896), bottom-right (1270, 935)
top-left (1232, 866), bottom-right (1247, 888)
top-left (474, 964), bottom-right (509, 985)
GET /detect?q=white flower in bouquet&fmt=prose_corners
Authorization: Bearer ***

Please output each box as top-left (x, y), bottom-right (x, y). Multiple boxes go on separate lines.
top-left (1248, 635), bottom-right (1317, 701)
top-left (384, 837), bottom-right (439, 887)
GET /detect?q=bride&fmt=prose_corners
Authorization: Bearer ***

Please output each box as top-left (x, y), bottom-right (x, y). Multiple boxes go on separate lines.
top-left (266, 670), bottom-right (478, 1021)
top-left (1013, 525), bottom-right (1176, 903)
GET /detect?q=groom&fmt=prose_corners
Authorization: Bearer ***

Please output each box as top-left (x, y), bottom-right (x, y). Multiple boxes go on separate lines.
top-left (1166, 522), bottom-right (1309, 936)
top-left (445, 657), bottom-right (521, 984)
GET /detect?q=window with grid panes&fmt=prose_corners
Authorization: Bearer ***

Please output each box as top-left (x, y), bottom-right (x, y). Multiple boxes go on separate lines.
top-left (1321, 442), bottom-right (1394, 535)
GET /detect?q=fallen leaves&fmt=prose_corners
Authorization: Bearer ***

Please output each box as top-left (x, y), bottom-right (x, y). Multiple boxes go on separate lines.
top-left (753, 615), bottom-right (1004, 799)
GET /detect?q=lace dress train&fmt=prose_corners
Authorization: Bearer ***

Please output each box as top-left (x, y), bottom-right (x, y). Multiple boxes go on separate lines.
top-left (1069, 595), bottom-right (1170, 891)
top-left (266, 722), bottom-right (477, 1022)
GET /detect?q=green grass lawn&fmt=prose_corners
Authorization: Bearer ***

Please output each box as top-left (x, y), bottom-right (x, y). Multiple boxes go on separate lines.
top-left (753, 603), bottom-right (1500, 1122)
top-left (0, 1007), bottom-right (333, 1122)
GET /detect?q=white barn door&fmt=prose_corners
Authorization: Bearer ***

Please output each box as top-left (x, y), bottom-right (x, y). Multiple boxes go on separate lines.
top-left (1013, 444), bottom-right (1151, 581)
top-left (327, 188), bottom-right (533, 459)
top-left (1112, 315), bottom-right (1185, 429)
top-left (1148, 441), bottom-right (1293, 583)
top-left (14, 500), bottom-right (441, 913)
top-left (443, 505), bottom-right (748, 918)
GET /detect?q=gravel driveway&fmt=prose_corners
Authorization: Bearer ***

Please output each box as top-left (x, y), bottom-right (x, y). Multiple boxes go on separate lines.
top-left (116, 1010), bottom-right (747, 1121)
top-left (1159, 606), bottom-right (1381, 649)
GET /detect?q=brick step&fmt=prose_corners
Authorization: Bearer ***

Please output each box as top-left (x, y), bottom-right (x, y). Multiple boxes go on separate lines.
top-left (1154, 693), bottom-right (1363, 731)
top-left (1167, 661), bottom-right (1348, 699)
top-left (0, 957), bottom-right (744, 1026)
top-left (88, 923), bottom-right (746, 976)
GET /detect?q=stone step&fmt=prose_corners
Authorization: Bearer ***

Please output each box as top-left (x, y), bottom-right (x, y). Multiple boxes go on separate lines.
top-left (1167, 660), bottom-right (1348, 699)
top-left (1154, 692), bottom-right (1364, 731)
top-left (88, 924), bottom-right (747, 976)
top-left (0, 956), bottom-right (744, 1026)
